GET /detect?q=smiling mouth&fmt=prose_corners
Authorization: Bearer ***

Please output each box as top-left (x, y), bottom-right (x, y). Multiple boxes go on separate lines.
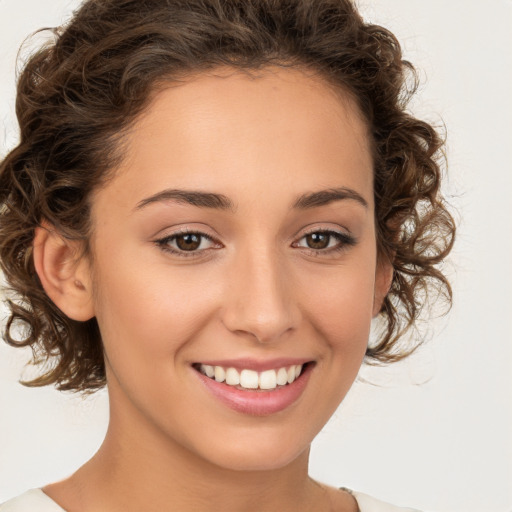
top-left (193, 363), bottom-right (309, 391)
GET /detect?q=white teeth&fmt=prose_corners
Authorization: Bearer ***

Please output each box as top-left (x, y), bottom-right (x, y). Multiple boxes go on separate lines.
top-left (199, 363), bottom-right (305, 390)
top-left (240, 369), bottom-right (259, 389)
top-left (276, 367), bottom-right (288, 386)
top-left (225, 367), bottom-right (240, 386)
top-left (214, 366), bottom-right (225, 383)
top-left (203, 364), bottom-right (215, 378)
top-left (287, 366), bottom-right (296, 384)
top-left (259, 369), bottom-right (277, 390)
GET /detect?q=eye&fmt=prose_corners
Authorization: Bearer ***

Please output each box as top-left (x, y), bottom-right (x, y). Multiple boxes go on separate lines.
top-left (293, 229), bottom-right (356, 254)
top-left (155, 231), bottom-right (220, 256)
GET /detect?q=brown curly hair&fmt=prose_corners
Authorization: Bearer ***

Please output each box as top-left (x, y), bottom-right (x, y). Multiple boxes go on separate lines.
top-left (0, 0), bottom-right (455, 393)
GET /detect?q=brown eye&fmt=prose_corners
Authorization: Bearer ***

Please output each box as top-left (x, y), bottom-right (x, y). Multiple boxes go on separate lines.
top-left (294, 230), bottom-right (357, 254)
top-left (304, 232), bottom-right (330, 250)
top-left (156, 231), bottom-right (219, 256)
top-left (175, 233), bottom-right (202, 251)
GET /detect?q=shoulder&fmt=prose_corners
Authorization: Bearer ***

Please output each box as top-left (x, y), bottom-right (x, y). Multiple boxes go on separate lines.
top-left (0, 489), bottom-right (66, 512)
top-left (348, 489), bottom-right (423, 512)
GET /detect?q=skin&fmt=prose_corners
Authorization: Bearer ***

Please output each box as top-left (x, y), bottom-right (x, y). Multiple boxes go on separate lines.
top-left (35, 66), bottom-right (392, 512)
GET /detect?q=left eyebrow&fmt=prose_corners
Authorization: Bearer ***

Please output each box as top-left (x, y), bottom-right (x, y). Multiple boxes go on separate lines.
top-left (292, 187), bottom-right (368, 210)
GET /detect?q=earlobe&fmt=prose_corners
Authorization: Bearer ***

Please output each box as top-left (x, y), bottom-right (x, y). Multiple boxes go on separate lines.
top-left (372, 258), bottom-right (394, 317)
top-left (33, 224), bottom-right (95, 321)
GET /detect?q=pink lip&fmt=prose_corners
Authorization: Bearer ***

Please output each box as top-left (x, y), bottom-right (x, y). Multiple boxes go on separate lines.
top-left (196, 358), bottom-right (310, 372)
top-left (194, 362), bottom-right (313, 416)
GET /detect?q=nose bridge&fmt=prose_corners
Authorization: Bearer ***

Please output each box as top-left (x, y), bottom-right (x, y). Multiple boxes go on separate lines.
top-left (222, 241), bottom-right (299, 343)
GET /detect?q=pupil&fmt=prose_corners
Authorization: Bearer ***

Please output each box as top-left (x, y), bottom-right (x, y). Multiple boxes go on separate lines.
top-left (176, 234), bottom-right (201, 251)
top-left (307, 233), bottom-right (329, 249)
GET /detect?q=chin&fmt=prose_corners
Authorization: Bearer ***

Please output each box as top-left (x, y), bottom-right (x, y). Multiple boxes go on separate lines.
top-left (195, 428), bottom-right (311, 472)
top-left (211, 446), bottom-right (308, 472)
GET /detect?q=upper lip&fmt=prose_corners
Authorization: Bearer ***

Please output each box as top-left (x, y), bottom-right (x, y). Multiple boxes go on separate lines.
top-left (193, 358), bottom-right (313, 372)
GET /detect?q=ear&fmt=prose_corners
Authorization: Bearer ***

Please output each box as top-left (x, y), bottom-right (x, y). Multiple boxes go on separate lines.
top-left (33, 224), bottom-right (95, 321)
top-left (372, 257), bottom-right (394, 317)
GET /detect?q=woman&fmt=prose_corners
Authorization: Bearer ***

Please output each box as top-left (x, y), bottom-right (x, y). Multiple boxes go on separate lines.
top-left (0, 0), bottom-right (454, 510)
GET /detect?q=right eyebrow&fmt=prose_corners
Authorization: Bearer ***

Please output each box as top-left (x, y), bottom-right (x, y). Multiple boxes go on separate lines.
top-left (134, 189), bottom-right (235, 212)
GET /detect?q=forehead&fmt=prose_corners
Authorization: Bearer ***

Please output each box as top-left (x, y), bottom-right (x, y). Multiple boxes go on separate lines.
top-left (95, 66), bottom-right (374, 212)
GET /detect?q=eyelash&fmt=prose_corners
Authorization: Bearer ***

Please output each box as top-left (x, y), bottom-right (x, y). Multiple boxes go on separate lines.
top-left (155, 228), bottom-right (357, 258)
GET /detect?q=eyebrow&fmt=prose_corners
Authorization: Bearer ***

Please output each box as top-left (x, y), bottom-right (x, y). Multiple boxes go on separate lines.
top-left (135, 189), bottom-right (235, 211)
top-left (135, 186), bottom-right (368, 212)
top-left (292, 187), bottom-right (368, 209)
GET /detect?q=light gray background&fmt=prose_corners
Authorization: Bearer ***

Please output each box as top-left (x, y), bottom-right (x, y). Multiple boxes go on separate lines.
top-left (0, 1), bottom-right (511, 511)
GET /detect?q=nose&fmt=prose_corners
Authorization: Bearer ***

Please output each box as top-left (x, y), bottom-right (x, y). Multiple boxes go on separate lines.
top-left (220, 246), bottom-right (301, 344)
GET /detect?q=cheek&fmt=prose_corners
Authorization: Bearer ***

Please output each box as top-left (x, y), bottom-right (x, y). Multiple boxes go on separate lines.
top-left (299, 258), bottom-right (377, 349)
top-left (91, 251), bottom-right (222, 369)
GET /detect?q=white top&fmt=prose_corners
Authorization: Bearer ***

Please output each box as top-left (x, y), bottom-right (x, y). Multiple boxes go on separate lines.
top-left (0, 488), bottom-right (422, 512)
top-left (0, 490), bottom-right (65, 512)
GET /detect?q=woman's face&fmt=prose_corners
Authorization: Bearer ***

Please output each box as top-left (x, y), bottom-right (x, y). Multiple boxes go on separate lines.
top-left (87, 66), bottom-right (389, 471)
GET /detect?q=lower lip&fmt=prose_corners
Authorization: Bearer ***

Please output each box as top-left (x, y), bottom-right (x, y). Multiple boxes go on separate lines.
top-left (195, 364), bottom-right (313, 416)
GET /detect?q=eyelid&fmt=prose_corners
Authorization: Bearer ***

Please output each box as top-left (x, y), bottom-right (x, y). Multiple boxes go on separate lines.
top-left (300, 225), bottom-right (349, 236)
top-left (295, 225), bottom-right (353, 241)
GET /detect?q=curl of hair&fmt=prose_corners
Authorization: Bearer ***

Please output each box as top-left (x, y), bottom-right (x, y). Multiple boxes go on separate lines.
top-left (0, 0), bottom-right (455, 392)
